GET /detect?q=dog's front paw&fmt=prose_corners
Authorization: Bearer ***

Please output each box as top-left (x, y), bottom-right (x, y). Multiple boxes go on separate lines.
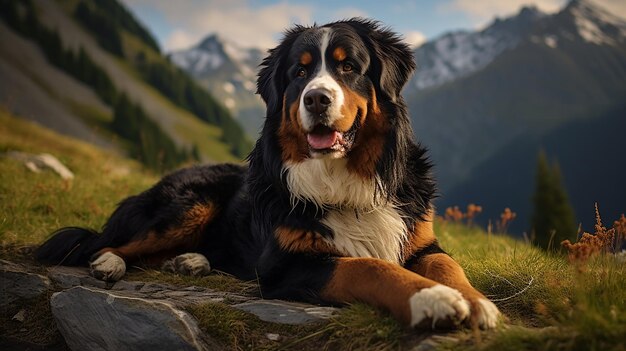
top-left (409, 285), bottom-right (471, 329)
top-left (470, 298), bottom-right (501, 329)
top-left (90, 251), bottom-right (126, 282)
top-left (162, 253), bottom-right (211, 277)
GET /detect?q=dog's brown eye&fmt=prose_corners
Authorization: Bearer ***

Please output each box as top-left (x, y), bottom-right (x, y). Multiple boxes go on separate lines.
top-left (297, 67), bottom-right (307, 78)
top-left (342, 63), bottom-right (353, 72)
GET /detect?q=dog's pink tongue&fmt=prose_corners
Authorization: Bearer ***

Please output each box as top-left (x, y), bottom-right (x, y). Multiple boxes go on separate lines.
top-left (307, 131), bottom-right (339, 149)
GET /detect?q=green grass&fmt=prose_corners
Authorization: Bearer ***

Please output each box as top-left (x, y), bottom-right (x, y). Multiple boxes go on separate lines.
top-left (1, 108), bottom-right (624, 350)
top-left (0, 107), bottom-right (156, 244)
top-left (436, 222), bottom-right (626, 351)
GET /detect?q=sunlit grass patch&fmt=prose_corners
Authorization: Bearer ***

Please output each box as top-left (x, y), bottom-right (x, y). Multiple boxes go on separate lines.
top-left (0, 108), bottom-right (156, 245)
top-left (438, 221), bottom-right (626, 351)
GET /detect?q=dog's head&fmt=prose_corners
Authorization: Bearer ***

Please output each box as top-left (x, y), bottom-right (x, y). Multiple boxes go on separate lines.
top-left (251, 18), bottom-right (415, 198)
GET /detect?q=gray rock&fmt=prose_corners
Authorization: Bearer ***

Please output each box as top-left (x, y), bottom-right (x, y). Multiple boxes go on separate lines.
top-left (233, 300), bottom-right (337, 325)
top-left (50, 286), bottom-right (221, 351)
top-left (0, 259), bottom-right (51, 306)
top-left (5, 151), bottom-right (74, 180)
top-left (47, 265), bottom-right (107, 289)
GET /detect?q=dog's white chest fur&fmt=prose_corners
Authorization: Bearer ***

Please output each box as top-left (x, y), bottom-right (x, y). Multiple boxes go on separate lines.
top-left (285, 158), bottom-right (408, 263)
top-left (322, 206), bottom-right (407, 263)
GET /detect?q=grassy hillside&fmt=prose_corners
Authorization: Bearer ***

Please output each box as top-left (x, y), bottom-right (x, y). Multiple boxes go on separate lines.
top-left (0, 0), bottom-right (248, 173)
top-left (0, 107), bottom-right (157, 244)
top-left (1, 109), bottom-right (624, 350)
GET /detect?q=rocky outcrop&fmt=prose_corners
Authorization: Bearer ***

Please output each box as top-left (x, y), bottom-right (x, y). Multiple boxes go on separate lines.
top-left (0, 260), bottom-right (337, 350)
top-left (0, 260), bottom-right (51, 306)
top-left (50, 286), bottom-right (220, 351)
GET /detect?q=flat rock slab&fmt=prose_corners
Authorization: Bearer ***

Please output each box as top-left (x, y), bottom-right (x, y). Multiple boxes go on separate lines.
top-left (234, 300), bottom-right (337, 325)
top-left (0, 259), bottom-right (51, 306)
top-left (50, 286), bottom-right (220, 351)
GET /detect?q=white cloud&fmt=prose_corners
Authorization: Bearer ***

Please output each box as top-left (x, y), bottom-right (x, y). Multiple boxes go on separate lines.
top-left (164, 29), bottom-right (196, 51)
top-left (123, 0), bottom-right (313, 51)
top-left (439, 0), bottom-right (626, 28)
top-left (440, 0), bottom-right (565, 27)
top-left (404, 31), bottom-right (427, 48)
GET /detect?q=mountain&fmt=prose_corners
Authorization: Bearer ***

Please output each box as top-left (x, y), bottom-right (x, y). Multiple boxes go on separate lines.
top-left (406, 0), bottom-right (626, 233)
top-left (0, 0), bottom-right (251, 171)
top-left (445, 104), bottom-right (626, 234)
top-left (169, 35), bottom-right (266, 137)
top-left (407, 6), bottom-right (547, 92)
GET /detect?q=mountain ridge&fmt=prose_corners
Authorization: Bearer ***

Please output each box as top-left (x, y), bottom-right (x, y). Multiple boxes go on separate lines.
top-left (169, 34), bottom-right (265, 137)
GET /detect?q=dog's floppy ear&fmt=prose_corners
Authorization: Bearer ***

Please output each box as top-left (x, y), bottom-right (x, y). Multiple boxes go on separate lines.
top-left (257, 25), bottom-right (308, 114)
top-left (348, 19), bottom-right (416, 103)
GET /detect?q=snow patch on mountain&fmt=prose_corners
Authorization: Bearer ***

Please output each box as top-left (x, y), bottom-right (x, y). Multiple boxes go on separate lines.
top-left (413, 30), bottom-right (514, 90)
top-left (411, 6), bottom-right (546, 91)
top-left (169, 34), bottom-right (263, 100)
top-left (170, 48), bottom-right (224, 72)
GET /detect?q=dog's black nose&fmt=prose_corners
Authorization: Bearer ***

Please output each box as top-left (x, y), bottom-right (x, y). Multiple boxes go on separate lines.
top-left (303, 89), bottom-right (332, 115)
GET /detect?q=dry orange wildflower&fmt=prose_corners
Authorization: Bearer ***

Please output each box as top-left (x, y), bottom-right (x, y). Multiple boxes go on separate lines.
top-left (466, 203), bottom-right (482, 226)
top-left (443, 203), bottom-right (482, 226)
top-left (444, 206), bottom-right (464, 223)
top-left (496, 208), bottom-right (517, 233)
top-left (561, 204), bottom-right (618, 265)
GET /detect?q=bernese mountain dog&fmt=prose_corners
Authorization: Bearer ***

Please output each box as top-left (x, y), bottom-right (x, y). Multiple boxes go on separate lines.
top-left (36, 18), bottom-right (501, 329)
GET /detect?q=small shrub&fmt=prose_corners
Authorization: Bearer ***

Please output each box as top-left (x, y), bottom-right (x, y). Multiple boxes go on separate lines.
top-left (561, 204), bottom-right (625, 267)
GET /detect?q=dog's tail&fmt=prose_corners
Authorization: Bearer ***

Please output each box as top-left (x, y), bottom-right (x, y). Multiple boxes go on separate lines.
top-left (35, 227), bottom-right (102, 266)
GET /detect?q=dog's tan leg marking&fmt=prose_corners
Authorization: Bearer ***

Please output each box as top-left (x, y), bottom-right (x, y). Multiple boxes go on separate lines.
top-left (321, 257), bottom-right (470, 328)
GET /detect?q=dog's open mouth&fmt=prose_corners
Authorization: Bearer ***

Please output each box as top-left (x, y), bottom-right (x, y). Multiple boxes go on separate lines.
top-left (306, 117), bottom-right (360, 154)
top-left (307, 125), bottom-right (344, 151)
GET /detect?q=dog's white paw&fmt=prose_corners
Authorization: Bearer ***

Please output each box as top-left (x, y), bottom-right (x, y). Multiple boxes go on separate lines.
top-left (474, 298), bottom-right (501, 329)
top-left (162, 253), bottom-right (211, 277)
top-left (409, 285), bottom-right (471, 329)
top-left (90, 252), bottom-right (126, 282)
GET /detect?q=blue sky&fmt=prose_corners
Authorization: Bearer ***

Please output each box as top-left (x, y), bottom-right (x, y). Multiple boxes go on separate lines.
top-left (121, 0), bottom-right (626, 51)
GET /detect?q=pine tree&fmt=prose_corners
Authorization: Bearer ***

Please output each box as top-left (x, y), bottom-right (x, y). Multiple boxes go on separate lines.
top-left (530, 150), bottom-right (577, 250)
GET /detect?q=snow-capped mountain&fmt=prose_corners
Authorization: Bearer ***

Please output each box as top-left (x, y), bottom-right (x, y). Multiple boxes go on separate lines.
top-left (409, 0), bottom-right (626, 93)
top-left (169, 35), bottom-right (265, 136)
top-left (409, 6), bottom-right (546, 92)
